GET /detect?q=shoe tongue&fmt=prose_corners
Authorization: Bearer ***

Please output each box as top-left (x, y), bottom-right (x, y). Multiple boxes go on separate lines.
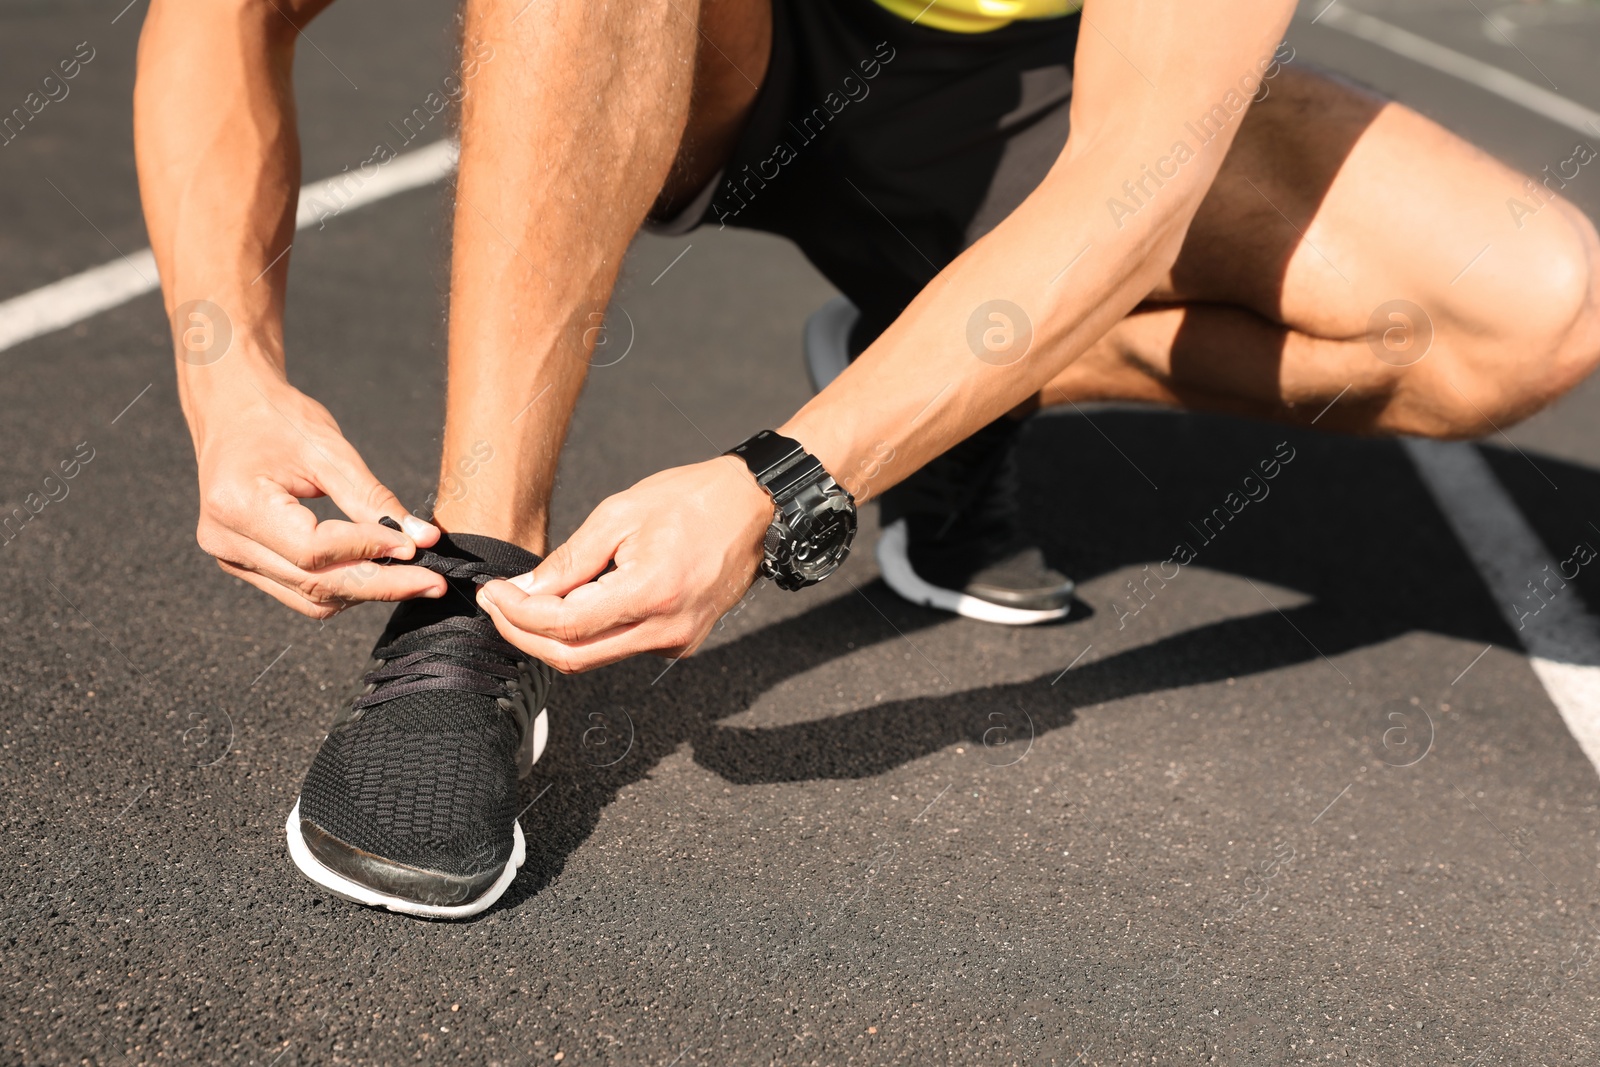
top-left (375, 531), bottom-right (541, 649)
top-left (432, 531), bottom-right (540, 576)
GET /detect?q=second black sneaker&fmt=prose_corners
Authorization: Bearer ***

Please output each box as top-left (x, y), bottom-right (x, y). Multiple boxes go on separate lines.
top-left (285, 526), bottom-right (552, 919)
top-left (876, 417), bottom-right (1075, 625)
top-left (803, 296), bottom-right (1075, 626)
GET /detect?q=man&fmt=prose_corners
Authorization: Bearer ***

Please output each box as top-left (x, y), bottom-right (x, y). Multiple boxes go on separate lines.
top-left (135, 0), bottom-right (1600, 916)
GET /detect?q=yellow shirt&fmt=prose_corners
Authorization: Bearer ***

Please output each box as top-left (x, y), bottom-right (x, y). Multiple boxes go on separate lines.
top-left (871, 0), bottom-right (1083, 33)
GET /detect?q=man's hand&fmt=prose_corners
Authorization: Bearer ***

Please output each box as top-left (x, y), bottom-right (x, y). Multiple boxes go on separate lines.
top-left (191, 375), bottom-right (446, 618)
top-left (475, 457), bottom-right (772, 672)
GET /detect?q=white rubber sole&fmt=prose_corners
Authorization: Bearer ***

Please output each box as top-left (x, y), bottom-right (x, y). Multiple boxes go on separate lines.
top-left (875, 520), bottom-right (1073, 627)
top-left (285, 707), bottom-right (548, 920)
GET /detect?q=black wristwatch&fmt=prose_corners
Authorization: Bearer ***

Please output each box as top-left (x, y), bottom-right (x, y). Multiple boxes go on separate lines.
top-left (726, 430), bottom-right (857, 591)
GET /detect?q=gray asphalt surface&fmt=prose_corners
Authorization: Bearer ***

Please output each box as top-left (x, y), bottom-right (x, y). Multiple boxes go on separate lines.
top-left (6, 1), bottom-right (1600, 1064)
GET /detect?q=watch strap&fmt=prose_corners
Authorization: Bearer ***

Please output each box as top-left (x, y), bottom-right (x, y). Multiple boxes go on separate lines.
top-left (727, 430), bottom-right (805, 486)
top-left (726, 430), bottom-right (850, 504)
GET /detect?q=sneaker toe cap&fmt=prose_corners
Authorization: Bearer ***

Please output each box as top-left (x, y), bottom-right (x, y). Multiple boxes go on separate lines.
top-left (964, 574), bottom-right (1075, 612)
top-left (300, 815), bottom-right (508, 908)
top-left (953, 549), bottom-right (1075, 612)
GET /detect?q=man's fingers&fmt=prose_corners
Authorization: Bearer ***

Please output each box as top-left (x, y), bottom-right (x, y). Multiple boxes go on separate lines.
top-left (515, 509), bottom-right (626, 597)
top-left (299, 518), bottom-right (424, 571)
top-left (223, 536), bottom-right (447, 605)
top-left (311, 440), bottom-right (438, 547)
top-left (225, 486), bottom-right (431, 579)
top-left (477, 590), bottom-right (670, 673)
top-left (311, 559), bottom-right (449, 603)
top-left (217, 560), bottom-right (347, 620)
top-left (479, 573), bottom-right (658, 646)
top-left (297, 559), bottom-right (448, 604)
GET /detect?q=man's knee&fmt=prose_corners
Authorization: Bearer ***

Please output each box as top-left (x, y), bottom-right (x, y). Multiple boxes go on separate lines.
top-left (1544, 204), bottom-right (1600, 401)
top-left (1415, 207), bottom-right (1600, 438)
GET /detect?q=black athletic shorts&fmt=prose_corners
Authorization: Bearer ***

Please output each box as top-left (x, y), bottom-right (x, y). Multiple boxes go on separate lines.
top-left (652, 0), bottom-right (1082, 351)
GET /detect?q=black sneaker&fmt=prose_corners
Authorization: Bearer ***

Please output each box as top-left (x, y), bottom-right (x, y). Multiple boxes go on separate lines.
top-left (876, 418), bottom-right (1075, 625)
top-left (285, 527), bottom-right (552, 919)
top-left (803, 297), bottom-right (1074, 626)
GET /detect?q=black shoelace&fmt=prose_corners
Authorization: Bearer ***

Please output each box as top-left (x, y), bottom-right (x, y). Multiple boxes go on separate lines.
top-left (352, 525), bottom-right (525, 712)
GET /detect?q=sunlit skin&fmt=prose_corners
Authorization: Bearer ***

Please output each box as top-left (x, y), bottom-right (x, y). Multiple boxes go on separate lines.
top-left (136, 0), bottom-right (1600, 669)
top-left (136, 0), bottom-right (446, 617)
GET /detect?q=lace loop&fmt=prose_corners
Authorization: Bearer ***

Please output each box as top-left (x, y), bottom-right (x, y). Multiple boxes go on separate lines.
top-left (374, 518), bottom-right (509, 586)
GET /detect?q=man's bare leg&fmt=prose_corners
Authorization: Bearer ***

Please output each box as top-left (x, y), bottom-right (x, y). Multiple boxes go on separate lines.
top-left (432, 0), bottom-right (770, 554)
top-left (1040, 67), bottom-right (1600, 437)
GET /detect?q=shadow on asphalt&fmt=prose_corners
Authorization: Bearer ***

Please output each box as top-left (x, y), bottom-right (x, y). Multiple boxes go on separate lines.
top-left (489, 407), bottom-right (1587, 915)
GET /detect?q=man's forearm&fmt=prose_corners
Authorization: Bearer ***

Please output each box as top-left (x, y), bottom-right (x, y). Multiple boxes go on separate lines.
top-left (134, 0), bottom-right (328, 439)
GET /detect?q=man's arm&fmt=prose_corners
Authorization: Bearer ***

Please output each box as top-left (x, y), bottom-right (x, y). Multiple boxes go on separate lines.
top-left (477, 0), bottom-right (1300, 669)
top-left (135, 0), bottom-right (442, 617)
top-left (782, 0), bottom-right (1299, 493)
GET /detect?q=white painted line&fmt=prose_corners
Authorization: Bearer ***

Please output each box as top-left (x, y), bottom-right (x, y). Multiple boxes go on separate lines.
top-left (1314, 6), bottom-right (1600, 138)
top-left (0, 139), bottom-right (459, 356)
top-left (0, 248), bottom-right (159, 355)
top-left (291, 138), bottom-right (457, 230)
top-left (1403, 438), bottom-right (1600, 775)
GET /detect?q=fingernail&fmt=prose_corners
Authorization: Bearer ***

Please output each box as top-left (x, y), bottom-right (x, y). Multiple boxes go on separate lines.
top-left (509, 572), bottom-right (536, 594)
top-left (476, 585), bottom-right (495, 609)
top-left (399, 515), bottom-right (434, 540)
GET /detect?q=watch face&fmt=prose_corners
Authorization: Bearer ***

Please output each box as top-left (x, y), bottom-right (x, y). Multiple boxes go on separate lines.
top-left (786, 500), bottom-right (857, 584)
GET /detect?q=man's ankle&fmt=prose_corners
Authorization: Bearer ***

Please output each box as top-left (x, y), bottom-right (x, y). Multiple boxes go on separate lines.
top-left (430, 505), bottom-right (549, 558)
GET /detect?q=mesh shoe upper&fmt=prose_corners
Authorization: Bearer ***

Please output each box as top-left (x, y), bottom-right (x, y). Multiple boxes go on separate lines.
top-left (297, 528), bottom-right (550, 890)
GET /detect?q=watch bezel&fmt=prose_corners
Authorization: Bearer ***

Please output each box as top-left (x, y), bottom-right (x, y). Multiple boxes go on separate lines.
top-left (768, 490), bottom-right (857, 589)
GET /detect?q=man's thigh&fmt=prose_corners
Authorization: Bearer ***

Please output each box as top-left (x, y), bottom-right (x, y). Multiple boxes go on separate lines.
top-left (1157, 64), bottom-right (1586, 350)
top-left (657, 0), bottom-right (773, 212)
